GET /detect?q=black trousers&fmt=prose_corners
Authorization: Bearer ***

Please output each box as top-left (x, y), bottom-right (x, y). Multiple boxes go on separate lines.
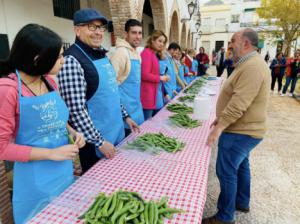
top-left (125, 128), bottom-right (131, 137)
top-left (227, 67), bottom-right (234, 78)
top-left (271, 74), bottom-right (284, 92)
top-left (216, 66), bottom-right (225, 77)
top-left (79, 142), bottom-right (99, 174)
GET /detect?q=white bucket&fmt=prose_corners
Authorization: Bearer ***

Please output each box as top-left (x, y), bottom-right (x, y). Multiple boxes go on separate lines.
top-left (193, 96), bottom-right (211, 120)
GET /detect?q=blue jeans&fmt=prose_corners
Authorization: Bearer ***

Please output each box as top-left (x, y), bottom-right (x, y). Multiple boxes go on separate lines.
top-left (216, 132), bottom-right (262, 222)
top-left (282, 76), bottom-right (298, 94)
top-left (143, 109), bottom-right (160, 121)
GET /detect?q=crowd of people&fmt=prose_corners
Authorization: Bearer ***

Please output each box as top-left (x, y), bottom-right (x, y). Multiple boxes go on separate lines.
top-left (269, 50), bottom-right (300, 97)
top-left (212, 46), bottom-right (300, 96)
top-left (0, 6), bottom-right (298, 224)
top-left (0, 8), bottom-right (211, 223)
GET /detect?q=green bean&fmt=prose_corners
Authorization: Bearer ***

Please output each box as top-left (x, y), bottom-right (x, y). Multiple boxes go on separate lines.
top-left (158, 207), bottom-right (183, 215)
top-left (110, 201), bottom-right (135, 224)
top-left (153, 202), bottom-right (159, 224)
top-left (106, 193), bottom-right (117, 217)
top-left (166, 103), bottom-right (193, 114)
top-left (144, 202), bottom-right (149, 224)
top-left (178, 94), bottom-right (195, 102)
top-left (169, 113), bottom-right (201, 129)
top-left (101, 194), bottom-right (113, 217)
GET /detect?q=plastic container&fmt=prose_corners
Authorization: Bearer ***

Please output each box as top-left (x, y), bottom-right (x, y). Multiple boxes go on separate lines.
top-left (193, 96), bottom-right (212, 121)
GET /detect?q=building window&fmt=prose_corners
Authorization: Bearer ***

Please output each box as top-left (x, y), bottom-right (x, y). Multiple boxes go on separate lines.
top-left (231, 14), bottom-right (240, 23)
top-left (53, 0), bottom-right (80, 20)
top-left (244, 8), bottom-right (256, 12)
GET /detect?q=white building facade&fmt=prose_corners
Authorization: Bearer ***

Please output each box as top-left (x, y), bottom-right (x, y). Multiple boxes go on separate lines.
top-left (198, 0), bottom-right (300, 61)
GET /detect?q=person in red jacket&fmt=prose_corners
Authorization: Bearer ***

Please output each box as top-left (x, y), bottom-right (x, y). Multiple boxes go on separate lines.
top-left (196, 47), bottom-right (210, 76)
top-left (281, 50), bottom-right (300, 96)
top-left (140, 30), bottom-right (170, 120)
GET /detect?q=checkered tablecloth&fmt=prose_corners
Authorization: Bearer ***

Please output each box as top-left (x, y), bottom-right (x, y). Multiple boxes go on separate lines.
top-left (29, 78), bottom-right (222, 224)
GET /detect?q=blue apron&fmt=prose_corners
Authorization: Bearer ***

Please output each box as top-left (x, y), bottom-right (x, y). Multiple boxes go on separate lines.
top-left (191, 59), bottom-right (198, 80)
top-left (13, 70), bottom-right (73, 224)
top-left (157, 60), bottom-right (166, 109)
top-left (119, 49), bottom-right (144, 128)
top-left (75, 44), bottom-right (124, 158)
top-left (163, 57), bottom-right (177, 99)
top-left (184, 65), bottom-right (192, 84)
top-left (176, 64), bottom-right (185, 92)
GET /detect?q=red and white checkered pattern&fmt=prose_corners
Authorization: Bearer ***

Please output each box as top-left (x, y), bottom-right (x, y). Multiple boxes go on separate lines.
top-left (29, 79), bottom-right (222, 224)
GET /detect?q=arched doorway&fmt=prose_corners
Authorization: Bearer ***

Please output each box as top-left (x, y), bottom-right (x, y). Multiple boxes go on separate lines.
top-left (180, 23), bottom-right (187, 50)
top-left (140, 0), bottom-right (167, 41)
top-left (169, 10), bottom-right (180, 43)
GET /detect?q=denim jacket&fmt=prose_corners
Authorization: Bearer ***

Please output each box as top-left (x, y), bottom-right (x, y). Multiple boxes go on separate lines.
top-left (270, 58), bottom-right (286, 76)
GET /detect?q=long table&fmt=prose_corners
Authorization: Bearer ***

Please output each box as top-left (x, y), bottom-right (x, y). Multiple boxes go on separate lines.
top-left (29, 78), bottom-right (222, 224)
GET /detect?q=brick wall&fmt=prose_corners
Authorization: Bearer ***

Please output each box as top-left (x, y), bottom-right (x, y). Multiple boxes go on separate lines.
top-left (0, 161), bottom-right (13, 224)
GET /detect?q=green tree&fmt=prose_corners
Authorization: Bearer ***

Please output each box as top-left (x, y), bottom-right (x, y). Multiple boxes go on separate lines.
top-left (257, 0), bottom-right (300, 56)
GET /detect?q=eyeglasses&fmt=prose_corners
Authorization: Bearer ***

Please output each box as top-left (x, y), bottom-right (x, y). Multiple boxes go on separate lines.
top-left (78, 23), bottom-right (107, 32)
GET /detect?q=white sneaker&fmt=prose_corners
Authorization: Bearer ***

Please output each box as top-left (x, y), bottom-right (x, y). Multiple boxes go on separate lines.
top-left (280, 93), bottom-right (285, 97)
top-left (289, 93), bottom-right (293, 97)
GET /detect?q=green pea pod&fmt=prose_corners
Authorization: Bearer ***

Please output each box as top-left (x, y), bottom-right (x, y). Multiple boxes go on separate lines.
top-left (88, 195), bottom-right (106, 218)
top-left (95, 198), bottom-right (109, 219)
top-left (158, 207), bottom-right (183, 215)
top-left (144, 202), bottom-right (149, 224)
top-left (68, 134), bottom-right (75, 144)
top-left (149, 201), bottom-right (155, 224)
top-left (118, 212), bottom-right (128, 224)
top-left (125, 213), bottom-right (140, 221)
top-left (153, 202), bottom-right (158, 224)
top-left (129, 200), bottom-right (139, 213)
top-left (84, 212), bottom-right (94, 224)
top-left (111, 201), bottom-right (135, 224)
top-left (115, 199), bottom-right (124, 212)
top-left (141, 212), bottom-right (145, 222)
top-left (157, 197), bottom-right (168, 209)
top-left (137, 200), bottom-right (144, 213)
top-left (106, 192), bottom-right (117, 217)
top-left (101, 194), bottom-right (114, 217)
top-left (133, 218), bottom-right (140, 224)
top-left (130, 191), bottom-right (145, 202)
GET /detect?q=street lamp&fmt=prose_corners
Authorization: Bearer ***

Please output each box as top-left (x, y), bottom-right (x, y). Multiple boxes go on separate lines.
top-left (195, 20), bottom-right (201, 32)
top-left (188, 1), bottom-right (196, 19)
top-left (198, 30), bottom-right (202, 39)
top-left (194, 11), bottom-right (201, 21)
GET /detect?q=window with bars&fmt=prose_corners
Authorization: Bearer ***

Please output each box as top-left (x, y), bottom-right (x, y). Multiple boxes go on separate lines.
top-left (53, 0), bottom-right (80, 20)
top-left (231, 14), bottom-right (240, 23)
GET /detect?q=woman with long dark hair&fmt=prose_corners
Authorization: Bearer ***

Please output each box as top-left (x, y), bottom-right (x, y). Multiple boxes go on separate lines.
top-left (0, 24), bottom-right (85, 224)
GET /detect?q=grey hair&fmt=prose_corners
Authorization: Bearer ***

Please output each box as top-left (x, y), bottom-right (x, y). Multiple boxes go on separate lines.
top-left (241, 28), bottom-right (258, 48)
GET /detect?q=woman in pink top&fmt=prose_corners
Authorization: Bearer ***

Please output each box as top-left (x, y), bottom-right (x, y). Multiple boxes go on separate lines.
top-left (140, 30), bottom-right (170, 120)
top-left (0, 24), bottom-right (85, 223)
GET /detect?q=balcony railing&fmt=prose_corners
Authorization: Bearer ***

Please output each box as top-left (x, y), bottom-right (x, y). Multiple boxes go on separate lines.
top-left (240, 21), bottom-right (274, 27)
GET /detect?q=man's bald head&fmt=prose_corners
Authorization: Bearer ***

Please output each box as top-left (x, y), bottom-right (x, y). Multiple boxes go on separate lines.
top-left (241, 28), bottom-right (258, 49)
top-left (229, 28), bottom-right (258, 62)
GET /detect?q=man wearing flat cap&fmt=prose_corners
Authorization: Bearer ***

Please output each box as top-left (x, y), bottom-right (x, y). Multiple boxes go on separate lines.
top-left (58, 8), bottom-right (139, 173)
